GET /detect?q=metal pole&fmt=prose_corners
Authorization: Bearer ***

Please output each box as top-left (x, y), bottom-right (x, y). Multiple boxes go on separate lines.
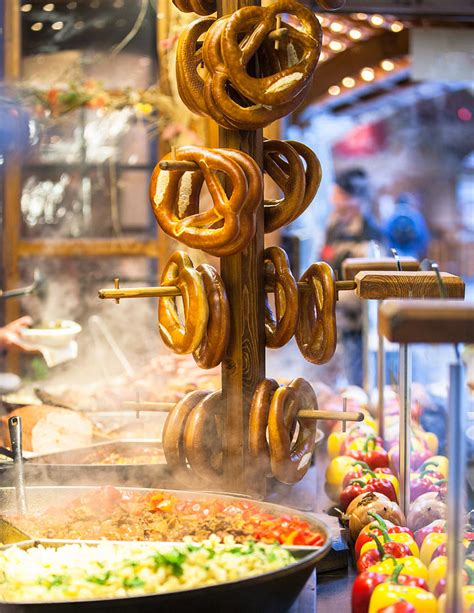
top-left (446, 362), bottom-right (466, 613)
top-left (362, 301), bottom-right (370, 395)
top-left (377, 300), bottom-right (385, 440)
top-left (399, 343), bottom-right (412, 517)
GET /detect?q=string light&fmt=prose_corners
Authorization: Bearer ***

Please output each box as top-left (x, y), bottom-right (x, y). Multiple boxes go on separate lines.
top-left (329, 40), bottom-right (345, 52)
top-left (319, 51), bottom-right (328, 62)
top-left (330, 22), bottom-right (345, 33)
top-left (354, 13), bottom-right (367, 20)
top-left (328, 85), bottom-right (341, 96)
top-left (360, 67), bottom-right (375, 81)
top-left (381, 59), bottom-right (395, 71)
top-left (43, 3), bottom-right (55, 11)
top-left (21, 4), bottom-right (33, 12)
top-left (52, 21), bottom-right (64, 30)
top-left (349, 29), bottom-right (362, 40)
top-left (370, 14), bottom-right (384, 27)
top-left (391, 21), bottom-right (404, 32)
top-left (31, 22), bottom-right (43, 31)
top-left (342, 77), bottom-right (355, 88)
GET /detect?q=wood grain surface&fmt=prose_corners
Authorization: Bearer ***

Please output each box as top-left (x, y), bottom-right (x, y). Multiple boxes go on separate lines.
top-left (342, 257), bottom-right (420, 280)
top-left (355, 271), bottom-right (465, 299)
top-left (18, 238), bottom-right (161, 258)
top-left (378, 299), bottom-right (474, 344)
top-left (218, 0), bottom-right (266, 494)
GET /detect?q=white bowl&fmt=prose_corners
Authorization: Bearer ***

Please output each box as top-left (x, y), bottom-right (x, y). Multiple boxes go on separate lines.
top-left (20, 320), bottom-right (82, 348)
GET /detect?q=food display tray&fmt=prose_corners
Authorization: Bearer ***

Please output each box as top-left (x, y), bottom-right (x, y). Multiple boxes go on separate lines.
top-left (0, 486), bottom-right (332, 613)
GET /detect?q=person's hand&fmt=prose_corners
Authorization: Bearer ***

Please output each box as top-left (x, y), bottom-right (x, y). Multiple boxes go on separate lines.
top-left (0, 316), bottom-right (37, 353)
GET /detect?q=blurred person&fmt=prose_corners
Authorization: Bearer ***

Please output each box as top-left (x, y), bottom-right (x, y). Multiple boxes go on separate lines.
top-left (321, 168), bottom-right (384, 387)
top-left (385, 192), bottom-right (431, 260)
top-left (0, 316), bottom-right (35, 353)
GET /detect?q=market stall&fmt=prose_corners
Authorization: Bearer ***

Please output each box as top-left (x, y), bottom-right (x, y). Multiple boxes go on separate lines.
top-left (1, 0), bottom-right (473, 611)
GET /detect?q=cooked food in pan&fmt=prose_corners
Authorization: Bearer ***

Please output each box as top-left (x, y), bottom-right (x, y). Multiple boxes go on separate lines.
top-left (80, 448), bottom-right (165, 465)
top-left (0, 538), bottom-right (294, 603)
top-left (7, 487), bottom-right (326, 547)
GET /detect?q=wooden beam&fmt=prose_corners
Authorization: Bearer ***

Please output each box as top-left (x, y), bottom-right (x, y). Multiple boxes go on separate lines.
top-left (219, 0), bottom-right (266, 495)
top-left (17, 238), bottom-right (161, 258)
top-left (294, 29), bottom-right (409, 117)
top-left (2, 1), bottom-right (21, 372)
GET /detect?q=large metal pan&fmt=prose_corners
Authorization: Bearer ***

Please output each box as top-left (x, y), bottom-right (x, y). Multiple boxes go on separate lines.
top-left (7, 441), bottom-right (173, 488)
top-left (0, 486), bottom-right (332, 613)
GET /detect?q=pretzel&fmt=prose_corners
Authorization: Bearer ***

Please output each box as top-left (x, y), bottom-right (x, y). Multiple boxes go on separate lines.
top-left (296, 262), bottom-right (337, 364)
top-left (172, 0), bottom-right (216, 15)
top-left (176, 17), bottom-right (215, 117)
top-left (158, 251), bottom-right (209, 354)
top-left (263, 140), bottom-right (306, 233)
top-left (193, 264), bottom-right (230, 369)
top-left (202, 17), bottom-right (306, 130)
top-left (221, 0), bottom-right (322, 107)
top-left (150, 146), bottom-right (255, 255)
top-left (268, 378), bottom-right (318, 484)
top-left (264, 247), bottom-right (298, 348)
top-left (248, 378), bottom-right (279, 477)
top-left (184, 391), bottom-right (224, 483)
top-left (206, 148), bottom-right (262, 256)
top-left (286, 140), bottom-right (322, 213)
top-left (162, 390), bottom-right (209, 485)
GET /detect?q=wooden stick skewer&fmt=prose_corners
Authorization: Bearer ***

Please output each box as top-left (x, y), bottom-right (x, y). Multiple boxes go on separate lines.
top-left (99, 279), bottom-right (356, 301)
top-left (122, 401), bottom-right (364, 422)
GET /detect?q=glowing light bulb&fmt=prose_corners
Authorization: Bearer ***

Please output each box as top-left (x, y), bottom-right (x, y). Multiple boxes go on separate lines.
top-left (381, 60), bottom-right (395, 71)
top-left (319, 51), bottom-right (328, 62)
top-left (355, 13), bottom-right (367, 20)
top-left (31, 22), bottom-right (43, 31)
top-left (329, 40), bottom-right (345, 52)
top-left (370, 14), bottom-right (384, 27)
top-left (349, 29), bottom-right (362, 40)
top-left (330, 22), bottom-right (345, 33)
top-left (52, 20), bottom-right (63, 30)
top-left (43, 3), bottom-right (55, 11)
top-left (361, 67), bottom-right (375, 81)
top-left (342, 77), bottom-right (355, 88)
top-left (391, 21), bottom-right (404, 32)
top-left (328, 85), bottom-right (341, 96)
top-left (21, 4), bottom-right (33, 12)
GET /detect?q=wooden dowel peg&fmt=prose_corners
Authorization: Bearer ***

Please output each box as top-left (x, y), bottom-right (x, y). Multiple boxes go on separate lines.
top-left (159, 160), bottom-right (199, 172)
top-left (98, 286), bottom-right (181, 300)
top-left (342, 257), bottom-right (420, 281)
top-left (122, 401), bottom-right (365, 423)
top-left (114, 278), bottom-right (120, 304)
top-left (268, 27), bottom-right (288, 42)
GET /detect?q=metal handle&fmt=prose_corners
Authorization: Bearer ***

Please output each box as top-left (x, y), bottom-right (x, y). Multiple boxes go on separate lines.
top-left (8, 416), bottom-right (28, 515)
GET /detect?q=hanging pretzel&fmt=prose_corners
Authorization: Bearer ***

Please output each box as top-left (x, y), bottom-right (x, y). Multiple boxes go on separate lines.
top-left (221, 0), bottom-right (322, 107)
top-left (296, 262), bottom-right (337, 364)
top-left (206, 148), bottom-right (262, 256)
top-left (184, 391), bottom-right (224, 483)
top-left (202, 17), bottom-right (306, 130)
top-left (286, 140), bottom-right (322, 212)
top-left (268, 378), bottom-right (318, 484)
top-left (150, 146), bottom-right (255, 255)
top-left (162, 390), bottom-right (209, 485)
top-left (248, 378), bottom-right (279, 477)
top-left (264, 247), bottom-right (298, 348)
top-left (193, 264), bottom-right (230, 369)
top-left (263, 140), bottom-right (306, 233)
top-left (176, 17), bottom-right (215, 117)
top-left (172, 0), bottom-right (216, 15)
top-left (158, 251), bottom-right (209, 354)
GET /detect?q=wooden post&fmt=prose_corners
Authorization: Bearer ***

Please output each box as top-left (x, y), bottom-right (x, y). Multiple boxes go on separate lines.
top-left (2, 0), bottom-right (22, 372)
top-left (218, 0), bottom-right (266, 493)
